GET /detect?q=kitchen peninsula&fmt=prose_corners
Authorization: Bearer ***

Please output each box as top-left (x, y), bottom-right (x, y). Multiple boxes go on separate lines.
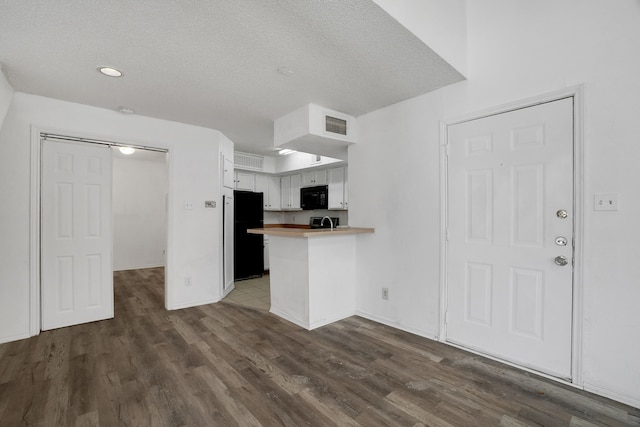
top-left (248, 226), bottom-right (374, 330)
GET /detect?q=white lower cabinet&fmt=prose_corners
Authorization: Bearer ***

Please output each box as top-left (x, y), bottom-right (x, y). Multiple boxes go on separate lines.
top-left (328, 166), bottom-right (348, 210)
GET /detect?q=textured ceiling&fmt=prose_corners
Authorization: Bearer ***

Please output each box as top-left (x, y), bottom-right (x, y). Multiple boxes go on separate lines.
top-left (0, 0), bottom-right (464, 155)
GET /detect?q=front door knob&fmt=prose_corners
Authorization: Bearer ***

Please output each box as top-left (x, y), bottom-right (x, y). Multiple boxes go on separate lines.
top-left (554, 256), bottom-right (569, 266)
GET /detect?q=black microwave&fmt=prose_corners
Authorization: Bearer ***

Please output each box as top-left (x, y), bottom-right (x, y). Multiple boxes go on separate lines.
top-left (300, 185), bottom-right (328, 210)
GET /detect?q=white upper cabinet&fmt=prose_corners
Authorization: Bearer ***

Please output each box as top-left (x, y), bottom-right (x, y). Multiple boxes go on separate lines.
top-left (235, 171), bottom-right (255, 191)
top-left (301, 170), bottom-right (327, 187)
top-left (281, 174), bottom-right (302, 210)
top-left (281, 175), bottom-right (291, 209)
top-left (328, 166), bottom-right (348, 210)
top-left (290, 174), bottom-right (302, 209)
top-left (255, 174), bottom-right (281, 210)
top-left (223, 155), bottom-right (234, 189)
top-left (268, 176), bottom-right (281, 210)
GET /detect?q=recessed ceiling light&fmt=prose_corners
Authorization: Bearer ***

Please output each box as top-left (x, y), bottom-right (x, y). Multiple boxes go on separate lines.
top-left (118, 147), bottom-right (135, 155)
top-left (98, 66), bottom-right (123, 77)
top-left (277, 67), bottom-right (294, 76)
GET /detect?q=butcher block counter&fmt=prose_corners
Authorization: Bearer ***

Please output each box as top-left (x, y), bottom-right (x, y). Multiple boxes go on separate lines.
top-left (247, 226), bottom-right (374, 330)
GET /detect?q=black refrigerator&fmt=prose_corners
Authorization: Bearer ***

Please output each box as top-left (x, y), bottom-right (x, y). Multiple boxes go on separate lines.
top-left (234, 190), bottom-right (264, 280)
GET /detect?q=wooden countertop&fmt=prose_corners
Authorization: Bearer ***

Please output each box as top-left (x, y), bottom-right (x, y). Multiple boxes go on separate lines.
top-left (248, 226), bottom-right (374, 238)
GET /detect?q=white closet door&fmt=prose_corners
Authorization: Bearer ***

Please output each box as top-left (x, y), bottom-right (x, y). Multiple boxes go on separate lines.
top-left (41, 140), bottom-right (113, 330)
top-left (446, 98), bottom-right (574, 379)
top-left (223, 192), bottom-right (234, 290)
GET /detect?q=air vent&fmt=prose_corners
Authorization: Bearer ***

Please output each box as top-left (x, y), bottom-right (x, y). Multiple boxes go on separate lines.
top-left (234, 152), bottom-right (263, 171)
top-left (325, 115), bottom-right (347, 135)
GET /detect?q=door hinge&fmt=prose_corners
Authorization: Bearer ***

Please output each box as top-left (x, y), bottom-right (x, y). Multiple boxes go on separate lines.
top-left (445, 310), bottom-right (449, 323)
top-left (445, 228), bottom-right (450, 241)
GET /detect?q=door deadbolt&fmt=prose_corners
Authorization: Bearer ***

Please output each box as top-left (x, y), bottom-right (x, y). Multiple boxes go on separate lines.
top-left (556, 209), bottom-right (568, 219)
top-left (555, 236), bottom-right (568, 246)
top-left (554, 256), bottom-right (569, 266)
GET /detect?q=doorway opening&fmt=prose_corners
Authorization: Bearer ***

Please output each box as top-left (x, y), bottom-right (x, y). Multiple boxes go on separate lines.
top-left (111, 146), bottom-right (168, 312)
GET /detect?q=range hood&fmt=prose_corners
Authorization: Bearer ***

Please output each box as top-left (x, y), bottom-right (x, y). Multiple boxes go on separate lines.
top-left (273, 104), bottom-right (356, 161)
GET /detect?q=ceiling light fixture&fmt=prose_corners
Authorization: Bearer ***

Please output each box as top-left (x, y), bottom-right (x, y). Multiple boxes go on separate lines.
top-left (118, 146), bottom-right (135, 155)
top-left (98, 66), bottom-right (123, 77)
top-left (277, 67), bottom-right (294, 76)
top-left (278, 148), bottom-right (297, 155)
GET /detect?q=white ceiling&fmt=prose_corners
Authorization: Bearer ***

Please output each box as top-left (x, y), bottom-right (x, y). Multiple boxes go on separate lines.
top-left (0, 0), bottom-right (464, 156)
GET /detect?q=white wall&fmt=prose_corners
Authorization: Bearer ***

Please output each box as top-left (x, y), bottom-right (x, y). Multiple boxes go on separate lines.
top-left (352, 0), bottom-right (640, 407)
top-left (113, 150), bottom-right (167, 271)
top-left (0, 93), bottom-right (226, 343)
top-left (0, 66), bottom-right (14, 130)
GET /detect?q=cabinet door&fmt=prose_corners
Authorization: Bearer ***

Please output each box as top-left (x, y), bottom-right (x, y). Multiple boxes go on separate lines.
top-left (301, 170), bottom-right (328, 187)
top-left (343, 167), bottom-right (348, 209)
top-left (267, 176), bottom-right (281, 210)
top-left (280, 176), bottom-right (291, 209)
top-left (255, 175), bottom-right (269, 209)
top-left (328, 167), bottom-right (346, 209)
top-left (223, 155), bottom-right (234, 189)
top-left (235, 171), bottom-right (255, 191)
top-left (314, 170), bottom-right (327, 186)
top-left (301, 172), bottom-right (316, 187)
top-left (290, 174), bottom-right (302, 209)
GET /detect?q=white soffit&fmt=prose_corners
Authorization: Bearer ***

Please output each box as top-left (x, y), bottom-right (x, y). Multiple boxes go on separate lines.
top-left (0, 1), bottom-right (464, 155)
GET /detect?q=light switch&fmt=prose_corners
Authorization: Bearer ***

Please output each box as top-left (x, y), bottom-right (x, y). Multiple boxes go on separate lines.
top-left (184, 201), bottom-right (194, 210)
top-left (594, 193), bottom-right (619, 211)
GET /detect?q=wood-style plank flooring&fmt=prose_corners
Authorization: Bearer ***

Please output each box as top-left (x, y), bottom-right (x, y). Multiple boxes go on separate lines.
top-left (0, 267), bottom-right (638, 426)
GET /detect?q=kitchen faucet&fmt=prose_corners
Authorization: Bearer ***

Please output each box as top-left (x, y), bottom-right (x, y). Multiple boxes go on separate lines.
top-left (320, 216), bottom-right (334, 231)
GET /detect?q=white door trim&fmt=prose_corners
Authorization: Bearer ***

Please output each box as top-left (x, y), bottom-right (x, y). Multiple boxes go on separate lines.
top-left (29, 126), bottom-right (172, 335)
top-left (438, 85), bottom-right (585, 386)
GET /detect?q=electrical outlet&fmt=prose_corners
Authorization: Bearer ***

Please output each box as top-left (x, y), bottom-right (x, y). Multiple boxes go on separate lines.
top-left (184, 201), bottom-right (194, 210)
top-left (185, 277), bottom-right (192, 287)
top-left (382, 288), bottom-right (389, 300)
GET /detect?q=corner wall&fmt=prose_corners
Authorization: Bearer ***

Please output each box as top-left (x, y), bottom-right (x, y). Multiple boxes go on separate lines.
top-left (0, 93), bottom-right (225, 343)
top-left (0, 66), bottom-right (14, 130)
top-left (351, 0), bottom-right (640, 407)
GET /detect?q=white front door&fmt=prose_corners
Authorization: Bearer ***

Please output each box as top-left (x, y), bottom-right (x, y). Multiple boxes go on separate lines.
top-left (41, 140), bottom-right (113, 330)
top-left (446, 98), bottom-right (574, 379)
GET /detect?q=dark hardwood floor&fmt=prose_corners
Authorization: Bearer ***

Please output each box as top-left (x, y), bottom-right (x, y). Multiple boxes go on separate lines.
top-left (0, 267), bottom-right (638, 426)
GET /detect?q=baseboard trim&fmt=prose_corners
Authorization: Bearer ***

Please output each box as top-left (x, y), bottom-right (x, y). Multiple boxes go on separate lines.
top-left (168, 297), bottom-right (219, 311)
top-left (354, 310), bottom-right (438, 341)
top-left (0, 331), bottom-right (31, 345)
